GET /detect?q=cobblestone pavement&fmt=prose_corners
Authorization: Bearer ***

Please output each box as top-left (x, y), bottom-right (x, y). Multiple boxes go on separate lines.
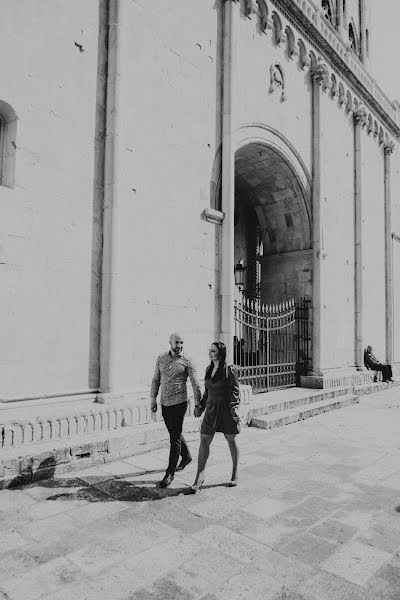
top-left (1, 388), bottom-right (400, 600)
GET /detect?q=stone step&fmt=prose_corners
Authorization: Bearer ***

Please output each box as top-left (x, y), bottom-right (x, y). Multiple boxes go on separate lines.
top-left (250, 394), bottom-right (359, 430)
top-left (246, 385), bottom-right (354, 422)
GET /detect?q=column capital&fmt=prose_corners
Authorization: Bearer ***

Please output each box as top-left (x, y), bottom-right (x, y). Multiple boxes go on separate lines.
top-left (384, 140), bottom-right (395, 155)
top-left (244, 0), bottom-right (257, 15)
top-left (310, 63), bottom-right (330, 90)
top-left (353, 107), bottom-right (368, 127)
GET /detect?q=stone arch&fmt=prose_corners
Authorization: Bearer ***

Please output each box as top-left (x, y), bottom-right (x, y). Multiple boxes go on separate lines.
top-left (321, 0), bottom-right (334, 26)
top-left (285, 26), bottom-right (296, 59)
top-left (271, 11), bottom-right (284, 45)
top-left (330, 73), bottom-right (337, 98)
top-left (233, 125), bottom-right (312, 306)
top-left (233, 124), bottom-right (311, 244)
top-left (298, 39), bottom-right (309, 70)
top-left (348, 20), bottom-right (359, 55)
top-left (257, 0), bottom-right (269, 31)
top-left (367, 114), bottom-right (373, 135)
top-left (346, 90), bottom-right (353, 113)
top-left (338, 82), bottom-right (345, 107)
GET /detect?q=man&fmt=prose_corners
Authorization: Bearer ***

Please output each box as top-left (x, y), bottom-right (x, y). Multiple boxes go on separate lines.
top-left (150, 333), bottom-right (202, 488)
top-left (364, 345), bottom-right (393, 383)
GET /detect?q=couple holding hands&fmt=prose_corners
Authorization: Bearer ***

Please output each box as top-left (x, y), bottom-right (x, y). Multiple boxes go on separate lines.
top-left (150, 333), bottom-right (241, 493)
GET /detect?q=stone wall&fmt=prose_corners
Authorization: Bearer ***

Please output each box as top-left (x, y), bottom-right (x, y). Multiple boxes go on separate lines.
top-left (102, 0), bottom-right (221, 390)
top-left (0, 0), bottom-right (102, 396)
top-left (259, 250), bottom-right (312, 306)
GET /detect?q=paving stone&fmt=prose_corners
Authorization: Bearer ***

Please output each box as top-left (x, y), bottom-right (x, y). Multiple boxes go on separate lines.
top-left (136, 543), bottom-right (242, 599)
top-left (128, 576), bottom-right (197, 600)
top-left (216, 507), bottom-right (301, 549)
top-left (272, 496), bottom-right (338, 529)
top-left (0, 488), bottom-right (37, 512)
top-left (279, 532), bottom-right (338, 566)
top-left (67, 517), bottom-right (178, 575)
top-left (242, 496), bottom-right (292, 521)
top-left (191, 524), bottom-right (273, 567)
top-left (320, 539), bottom-right (391, 585)
top-left (332, 507), bottom-right (375, 530)
top-left (298, 571), bottom-right (376, 600)
top-left (14, 511), bottom-right (80, 544)
top-left (0, 530), bottom-right (26, 552)
top-left (366, 562), bottom-right (400, 600)
top-left (0, 548), bottom-right (37, 581)
top-left (356, 519), bottom-right (400, 553)
top-left (0, 556), bottom-right (84, 600)
top-left (309, 519), bottom-right (357, 544)
top-left (199, 566), bottom-right (281, 600)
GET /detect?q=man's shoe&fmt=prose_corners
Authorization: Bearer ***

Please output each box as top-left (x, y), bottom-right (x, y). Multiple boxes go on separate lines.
top-left (156, 474), bottom-right (174, 488)
top-left (176, 457), bottom-right (192, 471)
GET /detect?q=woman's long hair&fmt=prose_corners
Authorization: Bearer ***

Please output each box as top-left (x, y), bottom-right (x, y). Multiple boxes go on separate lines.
top-left (206, 341), bottom-right (227, 379)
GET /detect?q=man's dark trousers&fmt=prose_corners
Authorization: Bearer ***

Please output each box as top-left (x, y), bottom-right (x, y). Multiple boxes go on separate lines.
top-left (373, 363), bottom-right (393, 382)
top-left (162, 402), bottom-right (191, 475)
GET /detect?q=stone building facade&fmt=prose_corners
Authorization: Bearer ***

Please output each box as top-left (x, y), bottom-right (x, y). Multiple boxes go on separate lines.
top-left (1, 0), bottom-right (400, 404)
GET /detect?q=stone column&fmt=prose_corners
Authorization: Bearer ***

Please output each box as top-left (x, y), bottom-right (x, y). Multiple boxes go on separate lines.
top-left (310, 64), bottom-right (329, 376)
top-left (220, 0), bottom-right (239, 362)
top-left (353, 107), bottom-right (367, 370)
top-left (99, 0), bottom-right (122, 397)
top-left (384, 140), bottom-right (395, 363)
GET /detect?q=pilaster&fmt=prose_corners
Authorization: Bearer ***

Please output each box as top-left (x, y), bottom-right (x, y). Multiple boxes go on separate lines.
top-left (353, 107), bottom-right (367, 370)
top-left (309, 64), bottom-right (329, 376)
top-left (384, 140), bottom-right (395, 363)
top-left (220, 0), bottom-right (239, 362)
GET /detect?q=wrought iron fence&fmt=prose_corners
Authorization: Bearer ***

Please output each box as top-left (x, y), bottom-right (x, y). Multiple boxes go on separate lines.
top-left (234, 295), bottom-right (311, 392)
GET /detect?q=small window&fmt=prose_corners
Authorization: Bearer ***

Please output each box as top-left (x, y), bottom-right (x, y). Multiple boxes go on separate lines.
top-left (321, 0), bottom-right (333, 25)
top-left (349, 23), bottom-right (357, 54)
top-left (0, 100), bottom-right (17, 188)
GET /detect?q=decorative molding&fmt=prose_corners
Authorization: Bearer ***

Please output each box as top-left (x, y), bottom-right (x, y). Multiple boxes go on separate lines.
top-left (203, 207), bottom-right (224, 224)
top-left (269, 63), bottom-right (285, 101)
top-left (384, 140), bottom-right (395, 155)
top-left (310, 63), bottom-right (330, 91)
top-left (353, 106), bottom-right (367, 128)
top-left (245, 0), bottom-right (258, 17)
top-left (271, 0), bottom-right (400, 138)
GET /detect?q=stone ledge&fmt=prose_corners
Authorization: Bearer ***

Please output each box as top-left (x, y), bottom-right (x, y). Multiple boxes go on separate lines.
top-left (0, 385), bottom-right (252, 451)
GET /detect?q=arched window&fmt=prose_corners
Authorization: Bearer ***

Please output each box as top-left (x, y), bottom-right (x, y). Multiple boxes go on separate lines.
top-left (321, 0), bottom-right (333, 25)
top-left (348, 23), bottom-right (357, 54)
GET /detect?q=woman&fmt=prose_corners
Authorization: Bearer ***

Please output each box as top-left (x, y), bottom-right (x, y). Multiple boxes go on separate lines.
top-left (191, 341), bottom-right (241, 493)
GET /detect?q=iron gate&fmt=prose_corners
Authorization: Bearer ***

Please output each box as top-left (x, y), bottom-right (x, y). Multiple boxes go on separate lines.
top-left (234, 295), bottom-right (311, 392)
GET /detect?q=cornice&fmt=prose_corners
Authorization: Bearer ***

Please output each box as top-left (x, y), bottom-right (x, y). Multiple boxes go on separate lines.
top-left (270, 0), bottom-right (400, 139)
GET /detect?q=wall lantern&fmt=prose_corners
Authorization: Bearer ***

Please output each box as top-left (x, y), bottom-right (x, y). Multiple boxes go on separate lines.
top-left (234, 261), bottom-right (246, 290)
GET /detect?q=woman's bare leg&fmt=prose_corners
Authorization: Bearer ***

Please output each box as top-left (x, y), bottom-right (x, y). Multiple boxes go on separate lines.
top-left (193, 433), bottom-right (214, 484)
top-left (224, 433), bottom-right (239, 482)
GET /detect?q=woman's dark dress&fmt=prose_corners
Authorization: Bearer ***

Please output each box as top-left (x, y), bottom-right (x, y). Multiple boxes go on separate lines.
top-left (200, 365), bottom-right (241, 435)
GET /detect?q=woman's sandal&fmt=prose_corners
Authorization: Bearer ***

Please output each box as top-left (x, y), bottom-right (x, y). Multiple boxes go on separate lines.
top-left (190, 473), bottom-right (205, 494)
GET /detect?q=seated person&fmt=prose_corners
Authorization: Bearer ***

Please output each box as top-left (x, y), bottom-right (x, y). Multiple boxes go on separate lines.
top-left (364, 345), bottom-right (393, 383)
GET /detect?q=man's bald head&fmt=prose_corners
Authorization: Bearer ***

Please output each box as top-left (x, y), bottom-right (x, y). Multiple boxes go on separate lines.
top-left (169, 332), bottom-right (184, 355)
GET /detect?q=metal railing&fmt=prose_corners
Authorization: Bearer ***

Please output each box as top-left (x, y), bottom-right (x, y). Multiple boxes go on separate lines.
top-left (234, 295), bottom-right (311, 392)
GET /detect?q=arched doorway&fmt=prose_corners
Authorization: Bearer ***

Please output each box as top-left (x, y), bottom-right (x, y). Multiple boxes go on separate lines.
top-left (232, 130), bottom-right (312, 390)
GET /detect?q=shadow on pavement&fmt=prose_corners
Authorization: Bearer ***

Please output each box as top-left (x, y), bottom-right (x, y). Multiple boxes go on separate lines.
top-left (7, 457), bottom-right (227, 502)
